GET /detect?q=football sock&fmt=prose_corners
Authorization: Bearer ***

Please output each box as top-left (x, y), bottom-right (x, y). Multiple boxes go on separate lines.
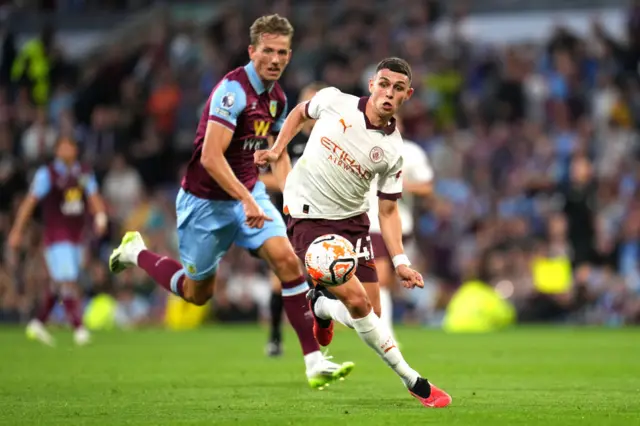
top-left (379, 287), bottom-right (395, 340)
top-left (269, 290), bottom-right (284, 342)
top-left (36, 287), bottom-right (58, 323)
top-left (137, 250), bottom-right (185, 298)
top-left (62, 297), bottom-right (83, 329)
top-left (315, 296), bottom-right (355, 328)
top-left (281, 276), bottom-right (321, 356)
top-left (352, 309), bottom-right (420, 388)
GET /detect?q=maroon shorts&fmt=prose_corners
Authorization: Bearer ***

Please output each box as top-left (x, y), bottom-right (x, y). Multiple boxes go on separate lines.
top-left (370, 233), bottom-right (412, 260)
top-left (287, 213), bottom-right (378, 283)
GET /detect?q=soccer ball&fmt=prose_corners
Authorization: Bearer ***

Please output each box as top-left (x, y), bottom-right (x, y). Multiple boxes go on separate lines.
top-left (305, 234), bottom-right (358, 286)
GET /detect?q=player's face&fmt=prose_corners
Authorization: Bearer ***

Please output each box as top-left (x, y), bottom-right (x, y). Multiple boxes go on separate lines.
top-left (56, 139), bottom-right (78, 163)
top-left (368, 69), bottom-right (413, 118)
top-left (248, 33), bottom-right (292, 82)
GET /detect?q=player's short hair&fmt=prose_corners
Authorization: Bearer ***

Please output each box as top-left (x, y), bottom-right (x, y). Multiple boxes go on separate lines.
top-left (376, 57), bottom-right (412, 82)
top-left (299, 81), bottom-right (327, 96)
top-left (250, 14), bottom-right (294, 46)
top-left (298, 81), bottom-right (327, 103)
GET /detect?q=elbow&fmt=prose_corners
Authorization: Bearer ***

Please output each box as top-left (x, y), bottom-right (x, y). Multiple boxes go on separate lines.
top-left (200, 152), bottom-right (218, 173)
top-left (378, 206), bottom-right (396, 220)
top-left (418, 183), bottom-right (434, 197)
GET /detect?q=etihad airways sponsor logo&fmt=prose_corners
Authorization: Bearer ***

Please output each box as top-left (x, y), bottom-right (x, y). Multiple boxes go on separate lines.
top-left (320, 137), bottom-right (372, 180)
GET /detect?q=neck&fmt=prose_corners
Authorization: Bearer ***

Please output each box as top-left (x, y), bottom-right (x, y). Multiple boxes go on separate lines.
top-left (365, 99), bottom-right (390, 127)
top-left (261, 77), bottom-right (274, 91)
top-left (58, 158), bottom-right (75, 167)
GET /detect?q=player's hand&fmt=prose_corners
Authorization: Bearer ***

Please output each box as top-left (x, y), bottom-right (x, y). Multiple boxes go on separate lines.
top-left (94, 220), bottom-right (108, 237)
top-left (7, 230), bottom-right (22, 250)
top-left (396, 265), bottom-right (424, 289)
top-left (254, 149), bottom-right (280, 166)
top-left (242, 197), bottom-right (272, 229)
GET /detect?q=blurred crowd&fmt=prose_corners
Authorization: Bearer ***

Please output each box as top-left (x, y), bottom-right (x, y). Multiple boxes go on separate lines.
top-left (1, 0), bottom-right (639, 329)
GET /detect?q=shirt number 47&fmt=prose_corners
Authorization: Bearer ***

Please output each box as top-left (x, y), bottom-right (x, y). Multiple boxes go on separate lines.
top-left (354, 236), bottom-right (374, 261)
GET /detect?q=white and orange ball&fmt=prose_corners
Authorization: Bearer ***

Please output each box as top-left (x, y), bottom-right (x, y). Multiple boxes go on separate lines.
top-left (305, 234), bottom-right (358, 286)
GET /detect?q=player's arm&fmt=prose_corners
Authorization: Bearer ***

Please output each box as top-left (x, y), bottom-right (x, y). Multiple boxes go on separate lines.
top-left (201, 80), bottom-right (253, 202)
top-left (255, 87), bottom-right (338, 166)
top-left (377, 158), bottom-right (424, 289)
top-left (259, 172), bottom-right (280, 192)
top-left (403, 180), bottom-right (433, 196)
top-left (83, 172), bottom-right (108, 236)
top-left (8, 167), bottom-right (50, 249)
top-left (262, 102), bottom-right (307, 161)
top-left (265, 97), bottom-right (292, 192)
top-left (378, 198), bottom-right (405, 260)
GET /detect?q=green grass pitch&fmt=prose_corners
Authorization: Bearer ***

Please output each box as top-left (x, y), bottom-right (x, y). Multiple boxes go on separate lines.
top-left (1, 325), bottom-right (639, 425)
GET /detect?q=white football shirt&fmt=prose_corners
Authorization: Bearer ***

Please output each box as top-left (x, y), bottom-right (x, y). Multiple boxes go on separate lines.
top-left (283, 87), bottom-right (404, 220)
top-left (367, 140), bottom-right (434, 234)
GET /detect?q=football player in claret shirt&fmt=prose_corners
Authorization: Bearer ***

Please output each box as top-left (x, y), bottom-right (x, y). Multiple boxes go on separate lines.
top-left (9, 137), bottom-right (107, 346)
top-left (108, 14), bottom-right (353, 389)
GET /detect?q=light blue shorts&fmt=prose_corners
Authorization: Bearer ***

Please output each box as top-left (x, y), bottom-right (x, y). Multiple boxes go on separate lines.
top-left (176, 181), bottom-right (286, 281)
top-left (44, 242), bottom-right (83, 282)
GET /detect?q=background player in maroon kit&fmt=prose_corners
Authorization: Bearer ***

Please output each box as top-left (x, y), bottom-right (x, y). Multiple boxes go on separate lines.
top-left (8, 137), bottom-right (108, 346)
top-left (108, 14), bottom-right (353, 388)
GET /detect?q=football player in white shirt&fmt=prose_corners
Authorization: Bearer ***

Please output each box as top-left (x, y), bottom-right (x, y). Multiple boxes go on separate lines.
top-left (255, 58), bottom-right (451, 408)
top-left (367, 119), bottom-right (434, 341)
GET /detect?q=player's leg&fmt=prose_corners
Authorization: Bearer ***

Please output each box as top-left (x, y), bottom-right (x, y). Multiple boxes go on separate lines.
top-left (109, 189), bottom-right (235, 306)
top-left (28, 242), bottom-right (89, 346)
top-left (265, 272), bottom-right (284, 357)
top-left (311, 280), bottom-right (380, 329)
top-left (370, 233), bottom-right (395, 338)
top-left (313, 274), bottom-right (451, 407)
top-left (235, 182), bottom-right (354, 388)
top-left (26, 256), bottom-right (57, 346)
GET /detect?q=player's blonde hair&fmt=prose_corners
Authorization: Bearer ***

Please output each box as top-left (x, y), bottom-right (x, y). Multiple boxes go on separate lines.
top-left (250, 14), bottom-right (294, 46)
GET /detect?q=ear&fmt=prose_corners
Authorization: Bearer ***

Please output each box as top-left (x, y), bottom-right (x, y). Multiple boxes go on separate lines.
top-left (368, 77), bottom-right (374, 94)
top-left (405, 87), bottom-right (414, 101)
top-left (248, 44), bottom-right (256, 59)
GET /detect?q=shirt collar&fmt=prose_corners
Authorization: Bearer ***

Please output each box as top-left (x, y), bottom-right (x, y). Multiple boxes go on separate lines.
top-left (357, 97), bottom-right (396, 135)
top-left (244, 61), bottom-right (274, 95)
top-left (54, 159), bottom-right (80, 174)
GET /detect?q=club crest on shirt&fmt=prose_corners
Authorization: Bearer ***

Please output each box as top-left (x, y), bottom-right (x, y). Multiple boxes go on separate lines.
top-left (369, 147), bottom-right (384, 163)
top-left (221, 92), bottom-right (235, 109)
top-left (269, 100), bottom-right (278, 117)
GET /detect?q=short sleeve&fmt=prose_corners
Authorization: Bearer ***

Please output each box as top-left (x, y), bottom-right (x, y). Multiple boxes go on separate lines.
top-left (83, 172), bottom-right (99, 196)
top-left (30, 166), bottom-right (51, 200)
top-left (304, 87), bottom-right (340, 120)
top-left (273, 96), bottom-right (288, 134)
top-left (208, 79), bottom-right (248, 131)
top-left (377, 157), bottom-right (404, 200)
top-left (405, 147), bottom-right (434, 183)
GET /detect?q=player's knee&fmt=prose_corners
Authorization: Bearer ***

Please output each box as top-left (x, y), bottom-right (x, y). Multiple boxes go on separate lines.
top-left (344, 293), bottom-right (372, 319)
top-left (272, 250), bottom-right (302, 276)
top-left (190, 294), bottom-right (210, 306)
top-left (182, 278), bottom-right (213, 306)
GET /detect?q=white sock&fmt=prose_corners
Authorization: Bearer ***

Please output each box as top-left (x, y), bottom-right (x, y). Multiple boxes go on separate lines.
top-left (315, 297), bottom-right (355, 328)
top-left (352, 310), bottom-right (419, 388)
top-left (303, 350), bottom-right (324, 374)
top-left (379, 287), bottom-right (395, 340)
